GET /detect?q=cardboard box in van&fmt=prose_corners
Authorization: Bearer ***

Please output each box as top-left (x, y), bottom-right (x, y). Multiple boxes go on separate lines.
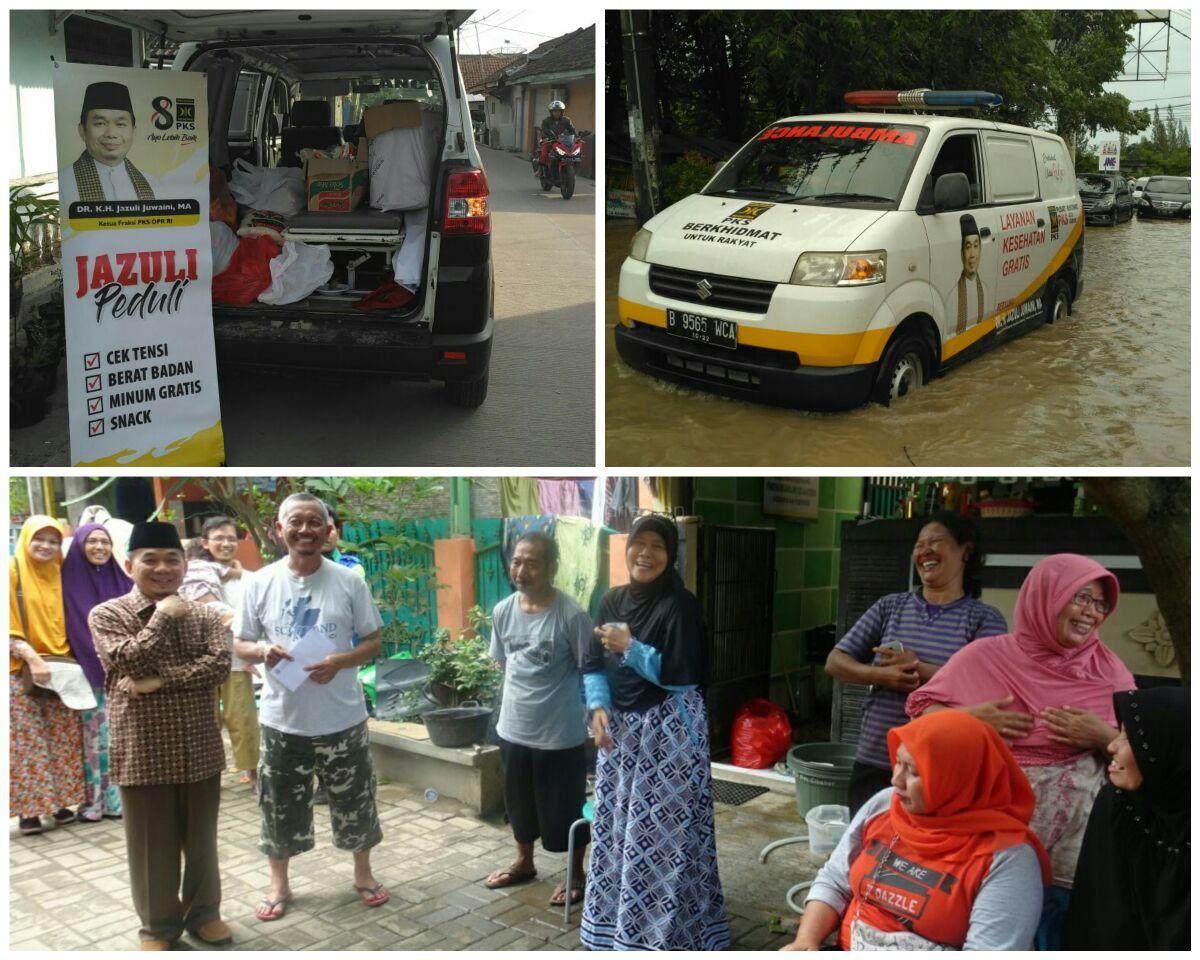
top-left (305, 139), bottom-right (369, 212)
top-left (364, 101), bottom-right (421, 138)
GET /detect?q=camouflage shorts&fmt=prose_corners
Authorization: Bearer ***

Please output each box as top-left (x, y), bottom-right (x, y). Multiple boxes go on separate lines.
top-left (258, 721), bottom-right (383, 859)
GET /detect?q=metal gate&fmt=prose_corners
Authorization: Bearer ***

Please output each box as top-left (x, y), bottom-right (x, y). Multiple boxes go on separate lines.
top-left (699, 524), bottom-right (776, 758)
top-left (472, 518), bottom-right (513, 639)
top-left (343, 517), bottom-right (446, 658)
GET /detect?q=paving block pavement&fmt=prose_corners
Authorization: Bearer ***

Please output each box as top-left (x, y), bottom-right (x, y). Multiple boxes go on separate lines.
top-left (10, 764), bottom-right (808, 950)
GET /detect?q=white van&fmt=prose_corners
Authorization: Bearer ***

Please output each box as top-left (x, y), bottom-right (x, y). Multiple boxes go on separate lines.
top-left (616, 90), bottom-right (1085, 410)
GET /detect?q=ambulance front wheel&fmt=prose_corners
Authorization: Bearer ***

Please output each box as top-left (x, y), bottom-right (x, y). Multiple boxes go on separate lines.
top-left (1045, 279), bottom-right (1072, 324)
top-left (872, 333), bottom-right (930, 406)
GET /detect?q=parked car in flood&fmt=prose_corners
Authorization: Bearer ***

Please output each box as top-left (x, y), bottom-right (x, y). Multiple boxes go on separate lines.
top-left (1077, 173), bottom-right (1134, 225)
top-left (1137, 176), bottom-right (1191, 220)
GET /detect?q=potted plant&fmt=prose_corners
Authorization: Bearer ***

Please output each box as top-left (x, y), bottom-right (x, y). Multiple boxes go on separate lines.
top-left (419, 606), bottom-right (500, 707)
top-left (10, 186), bottom-right (59, 318)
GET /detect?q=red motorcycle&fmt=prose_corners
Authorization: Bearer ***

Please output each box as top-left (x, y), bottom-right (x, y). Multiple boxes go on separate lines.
top-left (532, 129), bottom-right (589, 199)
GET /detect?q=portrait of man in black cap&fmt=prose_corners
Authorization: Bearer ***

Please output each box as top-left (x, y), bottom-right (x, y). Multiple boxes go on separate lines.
top-left (59, 81), bottom-right (158, 205)
top-left (942, 213), bottom-right (990, 336)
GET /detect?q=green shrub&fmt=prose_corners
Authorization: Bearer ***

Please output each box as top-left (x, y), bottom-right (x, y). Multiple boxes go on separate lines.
top-left (662, 151), bottom-right (718, 206)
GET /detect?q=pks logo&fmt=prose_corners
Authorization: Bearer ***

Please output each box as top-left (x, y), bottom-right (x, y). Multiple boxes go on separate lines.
top-left (151, 96), bottom-right (196, 131)
top-left (726, 202), bottom-right (774, 223)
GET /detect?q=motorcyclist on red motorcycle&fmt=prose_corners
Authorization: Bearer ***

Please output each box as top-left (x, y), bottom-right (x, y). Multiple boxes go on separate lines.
top-left (537, 100), bottom-right (576, 169)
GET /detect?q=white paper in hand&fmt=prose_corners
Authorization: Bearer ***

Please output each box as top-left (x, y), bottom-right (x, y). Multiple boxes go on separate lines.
top-left (269, 630), bottom-right (337, 692)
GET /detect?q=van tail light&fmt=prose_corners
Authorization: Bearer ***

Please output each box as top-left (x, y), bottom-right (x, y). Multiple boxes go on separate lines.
top-left (445, 169), bottom-right (490, 236)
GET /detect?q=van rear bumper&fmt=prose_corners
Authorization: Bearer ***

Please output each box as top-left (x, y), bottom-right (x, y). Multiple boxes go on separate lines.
top-left (213, 308), bottom-right (492, 382)
top-left (615, 321), bottom-right (876, 412)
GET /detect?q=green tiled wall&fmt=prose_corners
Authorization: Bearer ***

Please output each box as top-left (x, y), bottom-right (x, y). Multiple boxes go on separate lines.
top-left (693, 477), bottom-right (862, 678)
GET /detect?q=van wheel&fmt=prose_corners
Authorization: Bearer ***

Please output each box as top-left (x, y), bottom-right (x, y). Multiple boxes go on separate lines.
top-left (872, 334), bottom-right (928, 406)
top-left (445, 372), bottom-right (489, 408)
top-left (1045, 280), bottom-right (1071, 324)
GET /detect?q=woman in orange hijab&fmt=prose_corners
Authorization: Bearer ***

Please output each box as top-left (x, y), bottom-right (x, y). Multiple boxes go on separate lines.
top-left (782, 710), bottom-right (1050, 950)
top-left (9, 516), bottom-right (86, 835)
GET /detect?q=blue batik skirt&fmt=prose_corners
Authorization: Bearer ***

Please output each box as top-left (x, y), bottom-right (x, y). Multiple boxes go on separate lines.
top-left (580, 688), bottom-right (730, 951)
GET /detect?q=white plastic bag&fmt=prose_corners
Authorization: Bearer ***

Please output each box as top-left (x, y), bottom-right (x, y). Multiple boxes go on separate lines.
top-left (391, 208), bottom-right (428, 290)
top-left (229, 158), bottom-right (305, 215)
top-left (258, 241), bottom-right (334, 305)
top-left (209, 221), bottom-right (239, 275)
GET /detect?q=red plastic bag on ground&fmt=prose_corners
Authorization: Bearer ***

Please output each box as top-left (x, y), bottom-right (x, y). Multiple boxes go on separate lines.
top-left (731, 698), bottom-right (792, 768)
top-left (212, 234), bottom-right (280, 305)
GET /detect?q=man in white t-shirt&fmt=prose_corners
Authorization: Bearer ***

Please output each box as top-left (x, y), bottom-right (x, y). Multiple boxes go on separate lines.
top-left (234, 493), bottom-right (387, 921)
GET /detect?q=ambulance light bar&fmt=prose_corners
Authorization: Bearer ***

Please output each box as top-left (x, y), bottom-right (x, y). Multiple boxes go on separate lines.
top-left (845, 89), bottom-right (1003, 110)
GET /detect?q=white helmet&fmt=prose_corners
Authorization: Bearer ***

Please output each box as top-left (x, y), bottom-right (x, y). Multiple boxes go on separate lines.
top-left (549, 100), bottom-right (565, 113)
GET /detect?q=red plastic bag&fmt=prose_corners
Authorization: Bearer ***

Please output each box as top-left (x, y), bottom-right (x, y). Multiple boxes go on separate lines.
top-left (212, 234), bottom-right (280, 305)
top-left (731, 698), bottom-right (792, 769)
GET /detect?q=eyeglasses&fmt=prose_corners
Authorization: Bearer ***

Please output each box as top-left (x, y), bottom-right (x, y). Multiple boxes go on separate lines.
top-left (1071, 590), bottom-right (1110, 615)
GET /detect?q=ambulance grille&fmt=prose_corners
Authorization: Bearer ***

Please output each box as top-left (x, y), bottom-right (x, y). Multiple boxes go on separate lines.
top-left (649, 265), bottom-right (777, 314)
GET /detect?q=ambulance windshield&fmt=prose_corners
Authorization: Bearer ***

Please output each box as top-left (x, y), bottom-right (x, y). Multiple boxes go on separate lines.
top-left (705, 121), bottom-right (928, 208)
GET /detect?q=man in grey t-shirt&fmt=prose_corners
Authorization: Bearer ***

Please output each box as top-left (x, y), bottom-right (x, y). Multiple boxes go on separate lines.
top-left (484, 532), bottom-right (591, 907)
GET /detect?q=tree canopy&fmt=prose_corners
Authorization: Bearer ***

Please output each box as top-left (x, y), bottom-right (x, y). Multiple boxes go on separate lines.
top-left (607, 10), bottom-right (1151, 150)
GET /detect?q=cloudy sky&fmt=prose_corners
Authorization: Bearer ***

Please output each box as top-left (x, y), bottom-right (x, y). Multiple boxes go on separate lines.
top-left (455, 9), bottom-right (596, 56)
top-left (1101, 11), bottom-right (1191, 141)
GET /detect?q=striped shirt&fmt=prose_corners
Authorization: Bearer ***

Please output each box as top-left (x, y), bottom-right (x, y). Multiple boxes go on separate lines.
top-left (835, 591), bottom-right (1007, 769)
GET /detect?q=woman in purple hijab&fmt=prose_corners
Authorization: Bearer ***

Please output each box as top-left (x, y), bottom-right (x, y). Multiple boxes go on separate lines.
top-left (61, 522), bottom-right (131, 821)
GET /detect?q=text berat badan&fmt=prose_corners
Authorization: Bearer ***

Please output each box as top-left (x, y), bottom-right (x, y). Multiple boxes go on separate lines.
top-left (75, 248), bottom-right (198, 323)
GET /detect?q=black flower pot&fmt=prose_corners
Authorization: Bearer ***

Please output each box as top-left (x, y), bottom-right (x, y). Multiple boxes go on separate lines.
top-left (11, 383), bottom-right (48, 428)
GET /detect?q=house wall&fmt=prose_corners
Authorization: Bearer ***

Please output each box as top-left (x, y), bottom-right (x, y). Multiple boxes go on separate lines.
top-left (692, 477), bottom-right (864, 713)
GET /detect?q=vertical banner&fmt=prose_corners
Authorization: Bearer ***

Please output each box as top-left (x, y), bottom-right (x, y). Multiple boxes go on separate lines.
top-left (1099, 141), bottom-right (1121, 172)
top-left (54, 62), bottom-right (224, 466)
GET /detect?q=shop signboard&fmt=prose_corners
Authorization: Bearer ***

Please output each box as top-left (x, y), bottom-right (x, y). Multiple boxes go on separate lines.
top-left (54, 61), bottom-right (224, 465)
top-left (1099, 141), bottom-right (1120, 172)
top-left (763, 477), bottom-right (820, 520)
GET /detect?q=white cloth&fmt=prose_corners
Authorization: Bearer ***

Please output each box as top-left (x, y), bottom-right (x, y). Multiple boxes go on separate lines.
top-left (36, 660), bottom-right (97, 711)
top-left (368, 118), bottom-right (435, 212)
top-left (391, 208), bottom-right (428, 291)
top-left (234, 557), bottom-right (382, 738)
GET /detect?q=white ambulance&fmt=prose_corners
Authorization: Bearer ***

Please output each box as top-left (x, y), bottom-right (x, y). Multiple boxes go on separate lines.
top-left (616, 90), bottom-right (1085, 410)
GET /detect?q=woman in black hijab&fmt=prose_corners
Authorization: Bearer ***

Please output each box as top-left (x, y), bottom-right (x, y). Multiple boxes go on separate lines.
top-left (578, 515), bottom-right (729, 951)
top-left (1063, 686), bottom-right (1189, 949)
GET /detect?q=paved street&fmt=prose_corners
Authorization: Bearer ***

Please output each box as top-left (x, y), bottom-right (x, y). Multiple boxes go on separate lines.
top-left (10, 146), bottom-right (595, 468)
top-left (9, 760), bottom-right (806, 951)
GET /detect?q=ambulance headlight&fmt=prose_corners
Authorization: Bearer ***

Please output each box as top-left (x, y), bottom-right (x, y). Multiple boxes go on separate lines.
top-left (1095, 196), bottom-right (1114, 210)
top-left (629, 228), bottom-right (652, 262)
top-left (1184, 202), bottom-right (1190, 212)
top-left (790, 250), bottom-right (887, 286)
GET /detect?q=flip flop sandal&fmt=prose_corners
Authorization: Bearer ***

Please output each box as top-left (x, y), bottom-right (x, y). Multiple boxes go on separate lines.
top-left (253, 893), bottom-right (292, 921)
top-left (352, 883), bottom-right (390, 908)
top-left (18, 817), bottom-right (42, 835)
top-left (549, 880), bottom-right (586, 906)
top-left (52, 808), bottom-right (76, 826)
top-left (484, 865), bottom-right (538, 889)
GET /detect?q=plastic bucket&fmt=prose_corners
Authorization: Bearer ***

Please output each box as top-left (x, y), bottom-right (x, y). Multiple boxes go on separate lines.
top-left (805, 803), bottom-right (851, 855)
top-left (787, 742), bottom-right (856, 817)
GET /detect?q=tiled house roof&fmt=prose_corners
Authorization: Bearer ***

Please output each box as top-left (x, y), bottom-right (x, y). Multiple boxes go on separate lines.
top-left (458, 53), bottom-right (524, 93)
top-left (502, 24), bottom-right (594, 83)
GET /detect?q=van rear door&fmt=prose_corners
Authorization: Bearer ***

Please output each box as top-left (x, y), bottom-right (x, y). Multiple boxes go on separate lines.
top-left (100, 10), bottom-right (471, 42)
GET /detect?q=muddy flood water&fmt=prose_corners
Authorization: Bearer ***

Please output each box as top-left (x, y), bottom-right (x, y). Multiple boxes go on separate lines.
top-left (605, 217), bottom-right (1189, 467)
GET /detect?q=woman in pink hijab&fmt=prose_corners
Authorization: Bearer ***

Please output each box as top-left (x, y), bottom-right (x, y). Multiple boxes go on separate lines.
top-left (906, 554), bottom-right (1135, 948)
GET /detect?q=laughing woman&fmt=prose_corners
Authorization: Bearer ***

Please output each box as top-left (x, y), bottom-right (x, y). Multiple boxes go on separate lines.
top-left (1064, 687), bottom-right (1190, 949)
top-left (907, 554), bottom-right (1136, 949)
top-left (61, 523), bottom-right (132, 821)
top-left (580, 514), bottom-right (729, 951)
top-left (9, 516), bottom-right (86, 835)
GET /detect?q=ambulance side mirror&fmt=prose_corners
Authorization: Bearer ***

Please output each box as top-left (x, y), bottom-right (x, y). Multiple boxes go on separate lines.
top-left (933, 173), bottom-right (971, 212)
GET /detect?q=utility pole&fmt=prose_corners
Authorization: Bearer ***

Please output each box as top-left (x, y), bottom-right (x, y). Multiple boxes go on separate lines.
top-left (621, 10), bottom-right (661, 224)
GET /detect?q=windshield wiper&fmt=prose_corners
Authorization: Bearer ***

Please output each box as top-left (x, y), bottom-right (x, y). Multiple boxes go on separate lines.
top-left (803, 192), bottom-right (894, 204)
top-left (708, 186), bottom-right (794, 199)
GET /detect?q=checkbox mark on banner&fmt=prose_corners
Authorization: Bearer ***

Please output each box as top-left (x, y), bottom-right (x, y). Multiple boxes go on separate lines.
top-left (84, 352), bottom-right (101, 370)
top-left (85, 375), bottom-right (102, 393)
top-left (88, 418), bottom-right (105, 437)
top-left (87, 396), bottom-right (104, 415)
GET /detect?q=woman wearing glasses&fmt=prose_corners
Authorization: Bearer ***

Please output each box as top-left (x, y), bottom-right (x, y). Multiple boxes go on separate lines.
top-left (906, 554), bottom-right (1135, 949)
